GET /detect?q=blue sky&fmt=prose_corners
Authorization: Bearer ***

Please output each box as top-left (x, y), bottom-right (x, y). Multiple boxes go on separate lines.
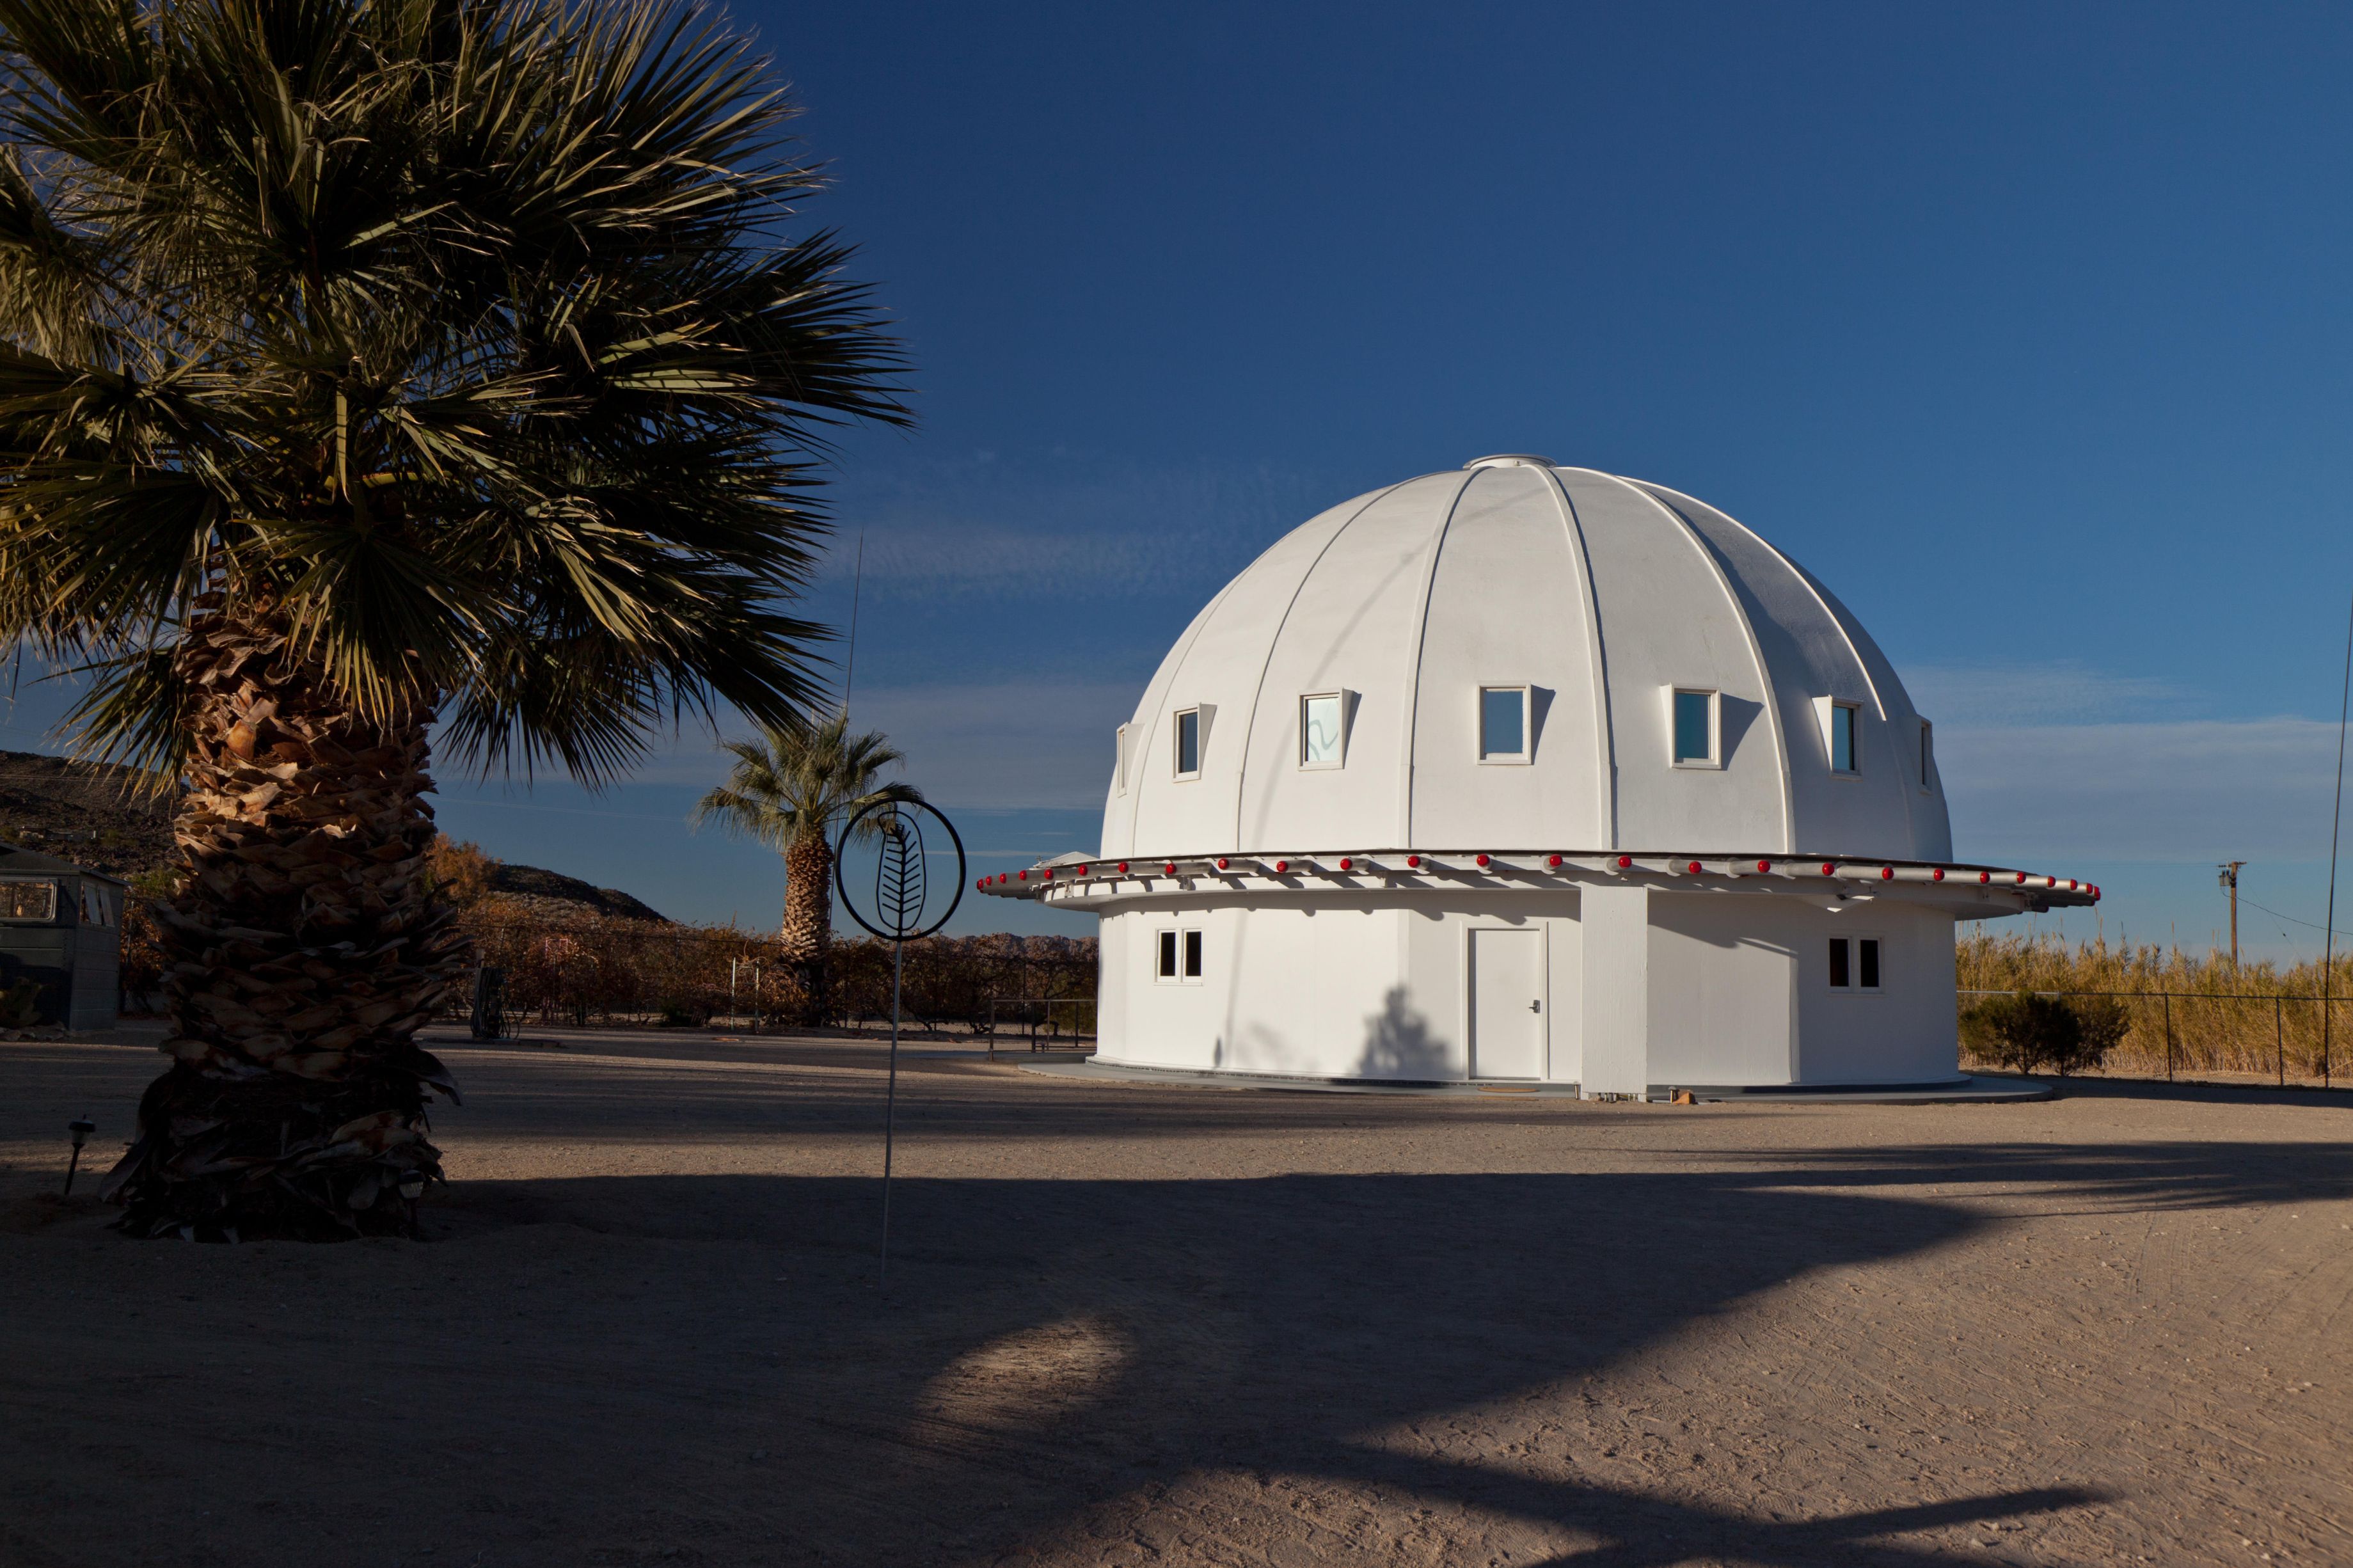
top-left (9, 1), bottom-right (2353, 956)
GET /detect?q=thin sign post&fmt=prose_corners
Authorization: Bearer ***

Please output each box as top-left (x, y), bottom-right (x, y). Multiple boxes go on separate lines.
top-left (835, 799), bottom-right (965, 1289)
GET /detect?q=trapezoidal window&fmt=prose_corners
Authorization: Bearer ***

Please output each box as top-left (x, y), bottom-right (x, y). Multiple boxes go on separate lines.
top-left (1114, 724), bottom-right (1130, 795)
top-left (1173, 708), bottom-right (1201, 780)
top-left (1919, 718), bottom-right (1935, 791)
top-left (1828, 701), bottom-right (1860, 775)
top-left (1478, 686), bottom-right (1530, 763)
top-left (1299, 693), bottom-right (1344, 768)
top-left (1671, 688), bottom-right (1719, 767)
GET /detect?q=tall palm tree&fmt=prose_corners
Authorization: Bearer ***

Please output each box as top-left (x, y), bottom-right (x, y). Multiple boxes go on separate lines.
top-left (0, 0), bottom-right (907, 1238)
top-left (692, 713), bottom-right (921, 1015)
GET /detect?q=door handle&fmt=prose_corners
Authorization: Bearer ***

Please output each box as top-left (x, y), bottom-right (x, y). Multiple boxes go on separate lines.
top-left (1529, 999), bottom-right (1541, 1013)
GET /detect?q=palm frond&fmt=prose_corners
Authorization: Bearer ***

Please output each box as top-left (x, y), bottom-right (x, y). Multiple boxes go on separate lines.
top-left (0, 0), bottom-right (908, 773)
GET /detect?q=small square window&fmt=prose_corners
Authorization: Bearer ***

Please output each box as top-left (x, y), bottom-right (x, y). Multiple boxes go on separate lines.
top-left (1173, 709), bottom-right (1201, 778)
top-left (1157, 928), bottom-right (1203, 985)
top-left (1300, 693), bottom-right (1344, 768)
top-left (1479, 686), bottom-right (1529, 762)
top-left (1829, 701), bottom-right (1859, 774)
top-left (1672, 688), bottom-right (1718, 766)
top-left (1828, 936), bottom-right (1882, 992)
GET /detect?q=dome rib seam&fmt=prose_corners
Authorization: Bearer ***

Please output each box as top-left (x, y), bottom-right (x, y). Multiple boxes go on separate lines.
top-left (1607, 475), bottom-right (1798, 859)
top-left (1228, 477), bottom-right (1418, 850)
top-left (1400, 470), bottom-right (1482, 845)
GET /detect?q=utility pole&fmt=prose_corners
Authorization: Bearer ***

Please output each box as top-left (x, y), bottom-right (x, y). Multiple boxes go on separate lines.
top-left (2217, 862), bottom-right (2244, 967)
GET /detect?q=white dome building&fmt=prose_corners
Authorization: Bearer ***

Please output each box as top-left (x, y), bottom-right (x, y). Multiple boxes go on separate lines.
top-left (981, 457), bottom-right (2095, 1096)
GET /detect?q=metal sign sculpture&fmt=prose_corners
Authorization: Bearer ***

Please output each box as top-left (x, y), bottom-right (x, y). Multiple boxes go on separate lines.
top-left (834, 798), bottom-right (965, 1285)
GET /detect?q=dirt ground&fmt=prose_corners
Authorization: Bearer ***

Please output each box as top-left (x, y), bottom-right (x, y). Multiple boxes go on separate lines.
top-left (3, 1027), bottom-right (2350, 1568)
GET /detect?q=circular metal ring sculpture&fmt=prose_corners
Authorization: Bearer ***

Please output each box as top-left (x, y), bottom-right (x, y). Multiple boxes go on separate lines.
top-left (830, 796), bottom-right (964, 1290)
top-left (834, 798), bottom-right (966, 942)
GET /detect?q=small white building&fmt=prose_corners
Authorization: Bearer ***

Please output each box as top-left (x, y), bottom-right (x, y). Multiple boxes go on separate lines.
top-left (981, 456), bottom-right (2094, 1095)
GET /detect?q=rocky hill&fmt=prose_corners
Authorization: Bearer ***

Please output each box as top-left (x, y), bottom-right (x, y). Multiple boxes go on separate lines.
top-left (0, 749), bottom-right (173, 880)
top-left (485, 862), bottom-right (668, 923)
top-left (0, 747), bottom-right (666, 921)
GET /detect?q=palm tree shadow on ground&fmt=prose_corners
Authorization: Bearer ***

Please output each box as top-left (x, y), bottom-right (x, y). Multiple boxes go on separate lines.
top-left (390, 1132), bottom-right (2353, 1564)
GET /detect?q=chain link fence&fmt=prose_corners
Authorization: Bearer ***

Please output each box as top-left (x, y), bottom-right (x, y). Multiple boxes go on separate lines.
top-left (1958, 987), bottom-right (2349, 1086)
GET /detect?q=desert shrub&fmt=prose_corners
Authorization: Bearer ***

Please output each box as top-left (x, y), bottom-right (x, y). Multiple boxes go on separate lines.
top-left (442, 907), bottom-right (1097, 1034)
top-left (425, 837), bottom-right (500, 907)
top-left (1958, 930), bottom-right (2353, 1079)
top-left (1961, 991), bottom-right (2083, 1075)
top-left (2066, 993), bottom-right (2130, 1073)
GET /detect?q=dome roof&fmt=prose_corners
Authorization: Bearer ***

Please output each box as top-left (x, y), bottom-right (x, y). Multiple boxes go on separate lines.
top-left (1102, 459), bottom-right (1951, 863)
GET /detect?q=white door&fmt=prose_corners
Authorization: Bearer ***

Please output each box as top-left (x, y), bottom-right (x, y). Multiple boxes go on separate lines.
top-left (1470, 928), bottom-right (1545, 1079)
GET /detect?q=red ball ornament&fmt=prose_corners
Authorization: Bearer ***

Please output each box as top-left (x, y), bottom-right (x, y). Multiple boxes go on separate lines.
top-left (1476, 853), bottom-right (1491, 867)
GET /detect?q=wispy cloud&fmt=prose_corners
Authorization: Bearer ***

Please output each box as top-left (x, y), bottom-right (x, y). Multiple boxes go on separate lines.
top-left (1905, 661), bottom-right (2198, 727)
top-left (846, 679), bottom-right (1134, 810)
top-left (1940, 717), bottom-right (2333, 863)
top-left (820, 452), bottom-right (1330, 601)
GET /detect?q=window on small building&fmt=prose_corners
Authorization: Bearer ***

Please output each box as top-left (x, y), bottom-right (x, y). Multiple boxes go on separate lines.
top-left (1173, 709), bottom-right (1201, 778)
top-left (79, 884), bottom-right (113, 926)
top-left (1300, 693), bottom-right (1344, 768)
top-left (1478, 686), bottom-right (1529, 762)
top-left (1157, 928), bottom-right (1203, 984)
top-left (1829, 701), bottom-right (1859, 773)
top-left (1919, 719), bottom-right (1934, 791)
top-left (1, 880), bottom-right (57, 923)
top-left (1672, 688), bottom-right (1718, 766)
top-left (1828, 936), bottom-right (1882, 992)
top-left (1114, 724), bottom-right (1130, 794)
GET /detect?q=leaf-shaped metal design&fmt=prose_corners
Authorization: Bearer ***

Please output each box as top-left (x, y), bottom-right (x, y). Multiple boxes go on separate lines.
top-left (873, 811), bottom-right (929, 938)
top-left (836, 798), bottom-right (965, 942)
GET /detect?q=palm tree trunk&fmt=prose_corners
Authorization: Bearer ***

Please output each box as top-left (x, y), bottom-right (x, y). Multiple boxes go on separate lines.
top-left (104, 594), bottom-right (466, 1239)
top-left (780, 830), bottom-right (833, 1026)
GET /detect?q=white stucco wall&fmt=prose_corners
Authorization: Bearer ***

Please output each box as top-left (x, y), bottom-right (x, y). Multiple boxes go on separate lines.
top-left (1093, 885), bottom-right (1961, 1091)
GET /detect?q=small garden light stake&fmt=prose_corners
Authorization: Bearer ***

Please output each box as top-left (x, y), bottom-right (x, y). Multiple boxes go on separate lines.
top-left (63, 1118), bottom-right (94, 1195)
top-left (836, 800), bottom-right (966, 1288)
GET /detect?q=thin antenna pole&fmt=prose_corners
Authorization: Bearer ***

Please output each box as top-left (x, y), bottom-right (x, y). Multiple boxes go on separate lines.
top-left (841, 529), bottom-right (866, 718)
top-left (2323, 589), bottom-right (2352, 1089)
top-left (879, 933), bottom-right (903, 1289)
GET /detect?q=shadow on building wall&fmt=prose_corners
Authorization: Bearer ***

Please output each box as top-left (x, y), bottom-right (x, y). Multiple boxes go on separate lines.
top-left (1355, 983), bottom-right (1451, 1079)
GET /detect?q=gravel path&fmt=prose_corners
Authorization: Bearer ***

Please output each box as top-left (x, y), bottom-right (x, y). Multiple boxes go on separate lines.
top-left (4, 1024), bottom-right (2350, 1567)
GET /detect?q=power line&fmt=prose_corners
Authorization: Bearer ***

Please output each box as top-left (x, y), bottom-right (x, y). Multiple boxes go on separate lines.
top-left (2240, 896), bottom-right (2353, 942)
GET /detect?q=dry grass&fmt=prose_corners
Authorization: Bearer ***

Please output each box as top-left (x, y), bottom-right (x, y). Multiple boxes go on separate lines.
top-left (1958, 931), bottom-right (2353, 1080)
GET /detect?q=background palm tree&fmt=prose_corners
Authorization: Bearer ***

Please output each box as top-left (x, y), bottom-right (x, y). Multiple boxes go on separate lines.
top-left (0, 0), bottom-right (907, 1237)
top-left (692, 714), bottom-right (922, 1018)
